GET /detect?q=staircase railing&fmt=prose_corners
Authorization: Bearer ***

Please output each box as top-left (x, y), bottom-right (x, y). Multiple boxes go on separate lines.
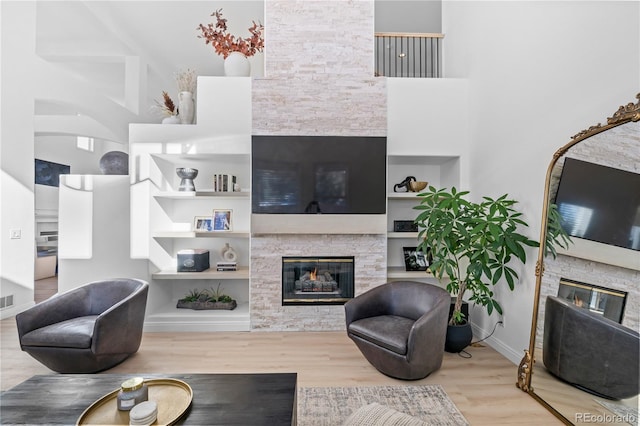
top-left (375, 32), bottom-right (444, 78)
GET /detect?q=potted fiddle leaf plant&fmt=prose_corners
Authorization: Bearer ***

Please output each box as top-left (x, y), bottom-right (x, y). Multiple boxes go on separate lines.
top-left (545, 203), bottom-right (573, 259)
top-left (414, 187), bottom-right (539, 352)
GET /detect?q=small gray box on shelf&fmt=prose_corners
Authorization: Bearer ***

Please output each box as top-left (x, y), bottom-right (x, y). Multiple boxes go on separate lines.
top-left (177, 249), bottom-right (210, 272)
top-left (393, 220), bottom-right (418, 232)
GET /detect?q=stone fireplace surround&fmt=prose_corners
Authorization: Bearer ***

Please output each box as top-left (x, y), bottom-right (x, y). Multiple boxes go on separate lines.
top-left (250, 234), bottom-right (386, 331)
top-left (248, 1), bottom-right (388, 331)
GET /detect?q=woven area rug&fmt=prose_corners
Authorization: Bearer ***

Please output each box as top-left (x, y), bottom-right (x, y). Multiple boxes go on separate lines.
top-left (297, 385), bottom-right (469, 426)
top-left (596, 400), bottom-right (639, 426)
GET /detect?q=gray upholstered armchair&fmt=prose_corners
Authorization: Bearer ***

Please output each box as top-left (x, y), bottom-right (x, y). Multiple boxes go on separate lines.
top-left (16, 278), bottom-right (149, 373)
top-left (543, 295), bottom-right (639, 400)
top-left (344, 281), bottom-right (450, 380)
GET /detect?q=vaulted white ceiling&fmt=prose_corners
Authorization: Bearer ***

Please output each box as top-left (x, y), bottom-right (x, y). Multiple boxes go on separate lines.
top-left (32, 1), bottom-right (265, 143)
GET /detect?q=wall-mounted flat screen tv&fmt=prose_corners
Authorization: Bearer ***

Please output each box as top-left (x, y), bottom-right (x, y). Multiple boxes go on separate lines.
top-left (252, 136), bottom-right (387, 214)
top-left (35, 159), bottom-right (70, 187)
top-left (554, 157), bottom-right (640, 251)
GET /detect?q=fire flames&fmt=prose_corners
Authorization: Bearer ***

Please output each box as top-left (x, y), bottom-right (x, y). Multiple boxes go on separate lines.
top-left (309, 268), bottom-right (317, 281)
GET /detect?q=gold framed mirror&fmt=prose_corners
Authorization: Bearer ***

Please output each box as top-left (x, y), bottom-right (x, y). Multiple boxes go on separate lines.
top-left (517, 94), bottom-right (640, 425)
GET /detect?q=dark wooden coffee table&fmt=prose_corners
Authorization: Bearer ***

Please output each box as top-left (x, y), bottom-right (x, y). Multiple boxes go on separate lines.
top-left (0, 373), bottom-right (297, 425)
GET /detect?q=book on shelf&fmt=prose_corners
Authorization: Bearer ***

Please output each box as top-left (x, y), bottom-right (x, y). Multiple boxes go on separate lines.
top-left (216, 261), bottom-right (237, 271)
top-left (213, 174), bottom-right (237, 192)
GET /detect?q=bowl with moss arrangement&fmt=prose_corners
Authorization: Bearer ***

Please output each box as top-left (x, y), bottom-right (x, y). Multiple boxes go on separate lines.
top-left (176, 284), bottom-right (237, 310)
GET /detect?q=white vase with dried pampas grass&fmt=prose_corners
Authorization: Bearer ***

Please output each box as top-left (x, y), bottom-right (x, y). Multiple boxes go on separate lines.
top-left (176, 69), bottom-right (197, 124)
top-left (178, 91), bottom-right (195, 124)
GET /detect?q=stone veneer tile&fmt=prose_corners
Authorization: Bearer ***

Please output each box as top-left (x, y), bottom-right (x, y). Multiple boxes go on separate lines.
top-left (250, 234), bottom-right (387, 331)
top-left (252, 0), bottom-right (386, 136)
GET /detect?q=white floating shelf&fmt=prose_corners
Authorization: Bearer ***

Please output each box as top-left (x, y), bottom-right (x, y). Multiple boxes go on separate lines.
top-left (387, 266), bottom-right (433, 279)
top-left (387, 192), bottom-right (421, 200)
top-left (387, 232), bottom-right (420, 239)
top-left (154, 191), bottom-right (250, 200)
top-left (153, 231), bottom-right (251, 239)
top-left (152, 267), bottom-right (249, 280)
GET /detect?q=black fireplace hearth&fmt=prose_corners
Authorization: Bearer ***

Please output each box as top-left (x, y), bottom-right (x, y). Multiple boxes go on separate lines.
top-left (282, 256), bottom-right (354, 305)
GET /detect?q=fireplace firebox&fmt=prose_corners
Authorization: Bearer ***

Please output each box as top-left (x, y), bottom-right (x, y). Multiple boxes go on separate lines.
top-left (282, 256), bottom-right (355, 305)
top-left (557, 278), bottom-right (627, 323)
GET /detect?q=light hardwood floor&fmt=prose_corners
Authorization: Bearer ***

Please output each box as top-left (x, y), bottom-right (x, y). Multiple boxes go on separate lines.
top-left (1, 318), bottom-right (560, 425)
top-left (34, 276), bottom-right (58, 304)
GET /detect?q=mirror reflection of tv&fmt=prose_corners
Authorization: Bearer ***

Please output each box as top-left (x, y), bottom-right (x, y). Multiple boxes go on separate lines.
top-left (35, 159), bottom-right (70, 187)
top-left (553, 157), bottom-right (640, 251)
top-left (252, 136), bottom-right (387, 214)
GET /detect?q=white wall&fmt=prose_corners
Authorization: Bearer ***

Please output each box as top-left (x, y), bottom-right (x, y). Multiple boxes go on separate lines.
top-left (58, 175), bottom-right (147, 292)
top-left (0, 2), bottom-right (37, 319)
top-left (387, 78), bottom-right (470, 189)
top-left (375, 0), bottom-right (442, 33)
top-left (442, 1), bottom-right (640, 363)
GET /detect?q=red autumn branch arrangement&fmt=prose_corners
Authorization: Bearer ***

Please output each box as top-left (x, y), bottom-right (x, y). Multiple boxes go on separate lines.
top-left (197, 9), bottom-right (264, 59)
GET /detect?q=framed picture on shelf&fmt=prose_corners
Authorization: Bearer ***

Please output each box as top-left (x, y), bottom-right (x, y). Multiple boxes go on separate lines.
top-left (213, 209), bottom-right (233, 231)
top-left (194, 216), bottom-right (213, 232)
top-left (403, 246), bottom-right (431, 272)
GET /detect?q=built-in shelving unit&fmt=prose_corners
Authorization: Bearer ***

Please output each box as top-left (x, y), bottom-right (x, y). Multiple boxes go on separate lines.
top-left (144, 302), bottom-right (251, 333)
top-left (386, 155), bottom-right (461, 282)
top-left (129, 77), bottom-right (252, 332)
top-left (126, 76), bottom-right (467, 331)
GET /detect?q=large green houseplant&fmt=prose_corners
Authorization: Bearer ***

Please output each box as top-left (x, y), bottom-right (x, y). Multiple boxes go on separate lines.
top-left (414, 187), bottom-right (539, 327)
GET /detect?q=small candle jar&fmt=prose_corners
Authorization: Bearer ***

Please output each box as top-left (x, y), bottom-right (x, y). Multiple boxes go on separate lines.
top-left (129, 400), bottom-right (158, 426)
top-left (117, 377), bottom-right (148, 411)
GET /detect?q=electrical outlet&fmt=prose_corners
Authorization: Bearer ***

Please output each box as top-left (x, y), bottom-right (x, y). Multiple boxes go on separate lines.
top-left (9, 229), bottom-right (21, 239)
top-left (498, 315), bottom-right (505, 327)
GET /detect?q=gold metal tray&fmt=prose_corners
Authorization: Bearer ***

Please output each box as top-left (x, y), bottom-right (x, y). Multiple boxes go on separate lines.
top-left (76, 378), bottom-right (193, 426)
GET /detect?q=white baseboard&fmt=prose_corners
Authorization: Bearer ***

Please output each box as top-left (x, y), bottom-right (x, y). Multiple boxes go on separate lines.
top-left (0, 301), bottom-right (35, 321)
top-left (470, 322), bottom-right (524, 365)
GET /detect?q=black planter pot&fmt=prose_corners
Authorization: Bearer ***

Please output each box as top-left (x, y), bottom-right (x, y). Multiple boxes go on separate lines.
top-left (445, 321), bottom-right (473, 353)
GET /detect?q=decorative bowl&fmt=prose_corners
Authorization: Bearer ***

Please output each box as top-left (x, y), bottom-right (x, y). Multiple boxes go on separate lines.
top-left (176, 168), bottom-right (198, 191)
top-left (176, 168), bottom-right (198, 179)
top-left (99, 151), bottom-right (129, 175)
top-left (409, 181), bottom-right (428, 192)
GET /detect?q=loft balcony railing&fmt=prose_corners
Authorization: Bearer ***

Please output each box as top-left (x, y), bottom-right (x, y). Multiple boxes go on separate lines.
top-left (375, 32), bottom-right (444, 78)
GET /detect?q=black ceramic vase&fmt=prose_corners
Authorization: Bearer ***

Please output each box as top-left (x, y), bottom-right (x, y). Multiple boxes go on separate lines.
top-left (445, 321), bottom-right (473, 353)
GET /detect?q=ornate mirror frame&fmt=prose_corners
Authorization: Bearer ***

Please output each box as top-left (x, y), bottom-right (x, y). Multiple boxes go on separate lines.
top-left (516, 94), bottom-right (640, 422)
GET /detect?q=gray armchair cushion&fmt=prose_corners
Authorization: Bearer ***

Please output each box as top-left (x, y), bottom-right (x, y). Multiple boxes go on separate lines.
top-left (348, 315), bottom-right (414, 355)
top-left (16, 278), bottom-right (149, 373)
top-left (543, 295), bottom-right (639, 400)
top-left (345, 281), bottom-right (450, 380)
top-left (21, 315), bottom-right (98, 348)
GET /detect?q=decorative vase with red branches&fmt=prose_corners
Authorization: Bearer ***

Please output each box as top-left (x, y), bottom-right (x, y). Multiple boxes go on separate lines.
top-left (197, 8), bottom-right (264, 76)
